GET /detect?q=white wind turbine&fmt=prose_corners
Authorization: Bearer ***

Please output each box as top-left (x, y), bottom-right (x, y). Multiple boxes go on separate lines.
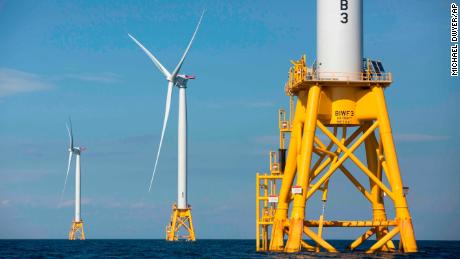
top-left (128, 11), bottom-right (204, 210)
top-left (61, 117), bottom-right (86, 224)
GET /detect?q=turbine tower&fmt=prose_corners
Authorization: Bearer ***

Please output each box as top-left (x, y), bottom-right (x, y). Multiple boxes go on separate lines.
top-left (61, 117), bottom-right (86, 240)
top-left (128, 11), bottom-right (204, 241)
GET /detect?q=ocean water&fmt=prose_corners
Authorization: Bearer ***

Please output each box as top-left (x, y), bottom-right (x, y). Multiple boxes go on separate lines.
top-left (0, 240), bottom-right (458, 258)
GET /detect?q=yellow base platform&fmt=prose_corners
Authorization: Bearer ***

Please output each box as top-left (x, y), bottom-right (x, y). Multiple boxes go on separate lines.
top-left (166, 204), bottom-right (196, 241)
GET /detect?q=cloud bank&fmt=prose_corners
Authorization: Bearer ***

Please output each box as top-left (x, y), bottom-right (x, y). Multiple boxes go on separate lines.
top-left (0, 68), bottom-right (121, 97)
top-left (0, 68), bottom-right (52, 97)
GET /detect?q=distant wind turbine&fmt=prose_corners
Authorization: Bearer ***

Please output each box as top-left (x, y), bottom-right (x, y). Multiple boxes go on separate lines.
top-left (61, 117), bottom-right (86, 240)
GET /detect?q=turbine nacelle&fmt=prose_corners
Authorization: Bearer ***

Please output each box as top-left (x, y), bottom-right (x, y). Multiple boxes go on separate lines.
top-left (69, 147), bottom-right (86, 154)
top-left (175, 75), bottom-right (196, 88)
top-left (178, 74), bottom-right (196, 80)
top-left (167, 74), bottom-right (195, 82)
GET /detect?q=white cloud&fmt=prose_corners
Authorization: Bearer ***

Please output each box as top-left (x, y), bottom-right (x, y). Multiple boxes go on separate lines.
top-left (60, 72), bottom-right (120, 84)
top-left (394, 134), bottom-right (450, 142)
top-left (0, 200), bottom-right (10, 207)
top-left (0, 68), bottom-right (121, 98)
top-left (0, 68), bottom-right (52, 97)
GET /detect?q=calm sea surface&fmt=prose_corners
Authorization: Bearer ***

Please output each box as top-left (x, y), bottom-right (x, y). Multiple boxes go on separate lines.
top-left (0, 240), bottom-right (458, 258)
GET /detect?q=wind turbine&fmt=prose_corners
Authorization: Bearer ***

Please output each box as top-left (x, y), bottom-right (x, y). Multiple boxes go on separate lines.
top-left (61, 117), bottom-right (86, 240)
top-left (128, 11), bottom-right (204, 241)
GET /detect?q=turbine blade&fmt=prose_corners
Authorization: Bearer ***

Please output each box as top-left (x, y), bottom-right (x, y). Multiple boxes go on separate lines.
top-left (148, 81), bottom-right (174, 192)
top-left (60, 151), bottom-right (73, 204)
top-left (66, 117), bottom-right (73, 149)
top-left (128, 33), bottom-right (171, 79)
top-left (171, 10), bottom-right (205, 78)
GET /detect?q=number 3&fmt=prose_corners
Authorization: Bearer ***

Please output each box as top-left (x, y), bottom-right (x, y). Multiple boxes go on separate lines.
top-left (341, 12), bottom-right (348, 23)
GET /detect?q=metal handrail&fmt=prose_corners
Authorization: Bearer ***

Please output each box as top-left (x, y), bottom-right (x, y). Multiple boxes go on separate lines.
top-left (305, 71), bottom-right (392, 82)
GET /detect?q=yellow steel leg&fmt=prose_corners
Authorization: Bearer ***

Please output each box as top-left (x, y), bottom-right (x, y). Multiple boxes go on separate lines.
top-left (367, 227), bottom-right (400, 253)
top-left (262, 225), bottom-right (268, 250)
top-left (69, 220), bottom-right (85, 240)
top-left (256, 174), bottom-right (260, 251)
top-left (166, 204), bottom-right (196, 241)
top-left (166, 208), bottom-right (178, 241)
top-left (285, 85), bottom-right (321, 253)
top-left (262, 178), bottom-right (268, 250)
top-left (270, 91), bottom-right (307, 251)
top-left (301, 240), bottom-right (316, 251)
top-left (303, 226), bottom-right (337, 252)
top-left (348, 227), bottom-right (376, 251)
top-left (372, 86), bottom-right (417, 252)
top-left (364, 124), bottom-right (395, 252)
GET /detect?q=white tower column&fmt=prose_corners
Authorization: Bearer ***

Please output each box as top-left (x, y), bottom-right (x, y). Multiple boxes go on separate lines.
top-left (178, 86), bottom-right (187, 209)
top-left (75, 152), bottom-right (81, 222)
top-left (317, 0), bottom-right (363, 80)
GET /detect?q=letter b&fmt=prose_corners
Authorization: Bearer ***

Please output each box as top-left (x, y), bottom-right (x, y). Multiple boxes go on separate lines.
top-left (341, 0), bottom-right (348, 10)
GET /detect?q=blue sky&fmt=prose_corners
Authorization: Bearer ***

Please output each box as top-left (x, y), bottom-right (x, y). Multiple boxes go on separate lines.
top-left (0, 0), bottom-right (458, 240)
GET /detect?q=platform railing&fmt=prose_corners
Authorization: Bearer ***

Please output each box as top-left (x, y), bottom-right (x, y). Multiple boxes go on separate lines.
top-left (306, 71), bottom-right (392, 82)
top-left (286, 70), bottom-right (393, 94)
